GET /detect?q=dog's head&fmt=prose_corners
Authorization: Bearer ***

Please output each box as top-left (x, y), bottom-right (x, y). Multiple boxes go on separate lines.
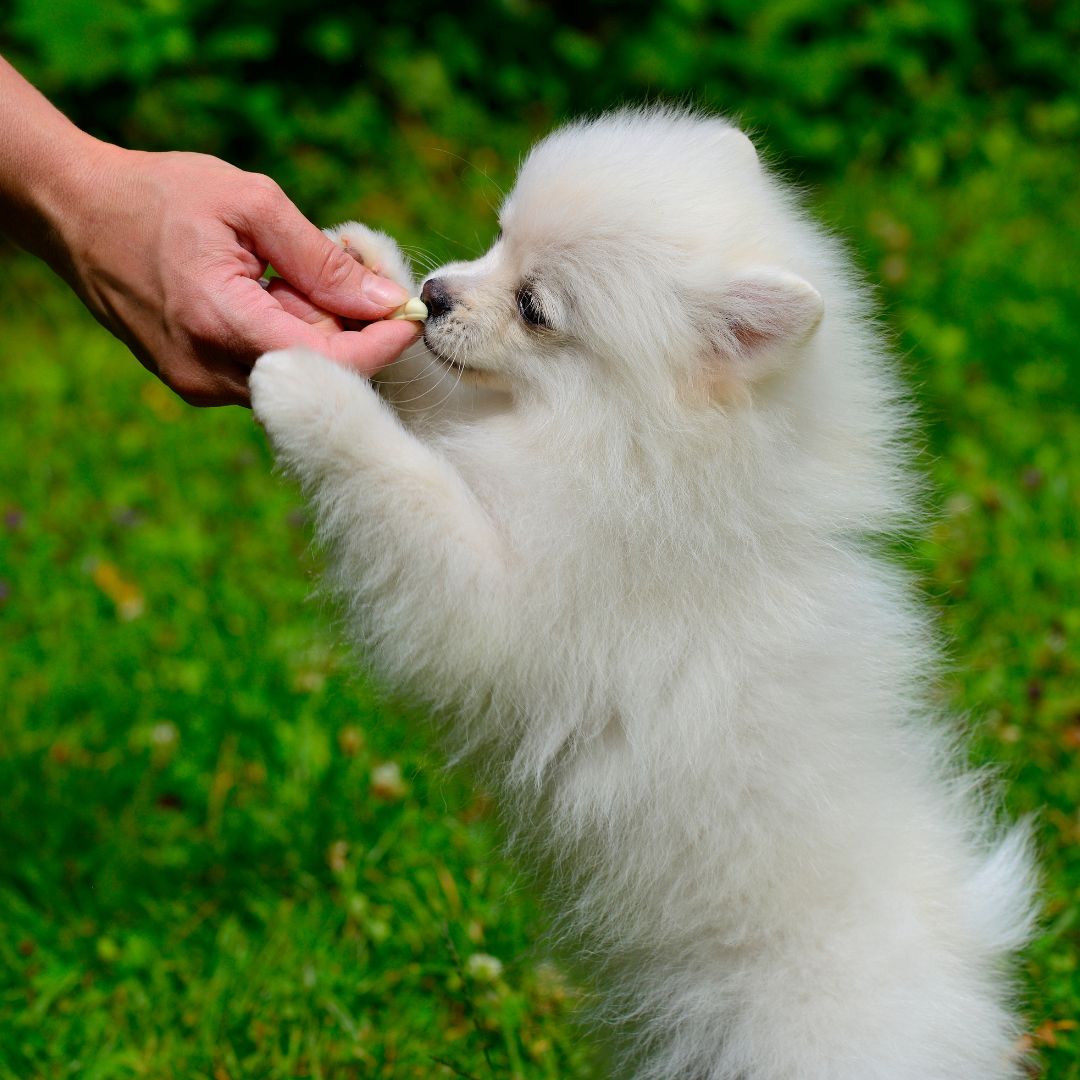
top-left (419, 108), bottom-right (825, 412)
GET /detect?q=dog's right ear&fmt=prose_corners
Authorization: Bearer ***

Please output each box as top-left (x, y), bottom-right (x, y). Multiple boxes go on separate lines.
top-left (700, 267), bottom-right (824, 381)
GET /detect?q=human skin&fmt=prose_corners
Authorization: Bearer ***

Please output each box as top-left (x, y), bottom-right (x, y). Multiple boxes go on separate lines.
top-left (0, 56), bottom-right (419, 406)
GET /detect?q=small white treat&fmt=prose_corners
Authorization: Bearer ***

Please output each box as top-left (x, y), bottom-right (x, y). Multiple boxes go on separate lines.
top-left (388, 297), bottom-right (428, 322)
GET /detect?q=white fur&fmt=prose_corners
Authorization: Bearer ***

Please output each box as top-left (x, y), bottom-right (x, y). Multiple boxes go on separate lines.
top-left (250, 108), bottom-right (1036, 1079)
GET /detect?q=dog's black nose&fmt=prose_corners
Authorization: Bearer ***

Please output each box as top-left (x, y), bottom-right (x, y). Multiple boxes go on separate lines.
top-left (420, 277), bottom-right (454, 320)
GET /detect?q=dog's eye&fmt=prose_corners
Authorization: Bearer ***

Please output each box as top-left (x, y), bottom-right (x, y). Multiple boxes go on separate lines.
top-left (517, 286), bottom-right (548, 329)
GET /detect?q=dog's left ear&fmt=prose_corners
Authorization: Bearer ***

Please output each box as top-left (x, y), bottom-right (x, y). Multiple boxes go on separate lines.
top-left (701, 267), bottom-right (824, 380)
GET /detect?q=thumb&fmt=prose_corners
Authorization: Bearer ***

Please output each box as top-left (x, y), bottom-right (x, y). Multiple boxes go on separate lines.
top-left (241, 187), bottom-right (409, 320)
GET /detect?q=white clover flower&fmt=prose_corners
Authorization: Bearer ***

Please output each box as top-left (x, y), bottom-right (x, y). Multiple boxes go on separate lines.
top-left (464, 952), bottom-right (503, 982)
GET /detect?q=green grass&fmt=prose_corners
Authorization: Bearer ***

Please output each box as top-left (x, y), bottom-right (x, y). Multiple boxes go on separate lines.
top-left (1, 137), bottom-right (1078, 1077)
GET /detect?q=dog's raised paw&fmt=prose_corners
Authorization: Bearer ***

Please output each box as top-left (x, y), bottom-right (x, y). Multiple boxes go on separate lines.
top-left (323, 221), bottom-right (416, 293)
top-left (250, 348), bottom-right (342, 434)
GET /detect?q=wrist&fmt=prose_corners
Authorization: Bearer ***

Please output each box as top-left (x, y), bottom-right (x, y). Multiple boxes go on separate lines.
top-left (26, 134), bottom-right (130, 275)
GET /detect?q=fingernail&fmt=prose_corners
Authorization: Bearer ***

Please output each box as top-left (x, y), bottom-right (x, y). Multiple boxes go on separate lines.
top-left (362, 275), bottom-right (409, 308)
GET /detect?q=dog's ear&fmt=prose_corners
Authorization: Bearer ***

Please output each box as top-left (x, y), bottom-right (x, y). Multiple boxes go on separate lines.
top-left (718, 127), bottom-right (760, 171)
top-left (701, 267), bottom-right (824, 380)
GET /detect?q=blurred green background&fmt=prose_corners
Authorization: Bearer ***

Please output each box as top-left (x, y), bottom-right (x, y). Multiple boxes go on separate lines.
top-left (1, 1), bottom-right (1078, 1076)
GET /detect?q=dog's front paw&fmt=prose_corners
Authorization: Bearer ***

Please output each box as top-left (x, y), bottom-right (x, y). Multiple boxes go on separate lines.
top-left (251, 348), bottom-right (402, 493)
top-left (251, 347), bottom-right (321, 421)
top-left (250, 348), bottom-right (360, 445)
top-left (324, 221), bottom-right (416, 294)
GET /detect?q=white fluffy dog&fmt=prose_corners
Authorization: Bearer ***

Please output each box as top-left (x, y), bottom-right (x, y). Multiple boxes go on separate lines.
top-left (250, 108), bottom-right (1035, 1079)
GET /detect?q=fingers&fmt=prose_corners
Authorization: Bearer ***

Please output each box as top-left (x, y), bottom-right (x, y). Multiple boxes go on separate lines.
top-left (238, 183), bottom-right (409, 321)
top-left (178, 316), bottom-right (417, 408)
top-left (319, 321), bottom-right (422, 377)
top-left (265, 278), bottom-right (343, 333)
top-left (221, 277), bottom-right (421, 380)
top-left (254, 316), bottom-right (421, 378)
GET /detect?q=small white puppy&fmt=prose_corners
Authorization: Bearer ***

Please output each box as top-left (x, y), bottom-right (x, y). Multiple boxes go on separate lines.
top-left (251, 108), bottom-right (1035, 1079)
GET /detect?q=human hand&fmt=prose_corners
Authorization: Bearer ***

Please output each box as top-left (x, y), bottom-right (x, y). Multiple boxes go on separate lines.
top-left (49, 144), bottom-right (419, 406)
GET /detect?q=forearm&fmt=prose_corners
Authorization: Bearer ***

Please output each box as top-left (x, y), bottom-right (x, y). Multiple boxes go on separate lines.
top-left (0, 56), bottom-right (110, 272)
